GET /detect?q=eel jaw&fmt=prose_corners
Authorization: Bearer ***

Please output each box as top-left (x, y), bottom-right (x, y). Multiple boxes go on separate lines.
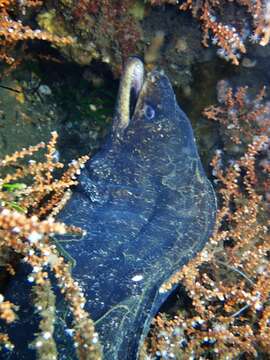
top-left (114, 57), bottom-right (144, 136)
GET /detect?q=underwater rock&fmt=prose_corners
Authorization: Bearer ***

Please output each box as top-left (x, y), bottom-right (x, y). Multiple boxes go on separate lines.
top-left (37, 3), bottom-right (212, 88)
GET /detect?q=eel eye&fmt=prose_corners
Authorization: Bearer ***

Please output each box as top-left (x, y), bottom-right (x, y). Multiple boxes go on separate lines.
top-left (144, 104), bottom-right (155, 120)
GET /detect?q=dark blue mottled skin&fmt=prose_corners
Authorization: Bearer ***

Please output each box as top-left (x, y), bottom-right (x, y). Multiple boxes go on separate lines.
top-left (3, 59), bottom-right (216, 360)
top-left (58, 62), bottom-right (217, 358)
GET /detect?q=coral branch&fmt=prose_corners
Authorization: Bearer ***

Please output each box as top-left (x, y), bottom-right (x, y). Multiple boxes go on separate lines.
top-left (0, 132), bottom-right (101, 359)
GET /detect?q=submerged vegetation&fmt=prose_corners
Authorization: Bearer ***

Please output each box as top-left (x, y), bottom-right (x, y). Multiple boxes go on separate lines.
top-left (0, 0), bottom-right (73, 67)
top-left (150, 0), bottom-right (270, 65)
top-left (0, 132), bottom-right (102, 359)
top-left (203, 83), bottom-right (270, 146)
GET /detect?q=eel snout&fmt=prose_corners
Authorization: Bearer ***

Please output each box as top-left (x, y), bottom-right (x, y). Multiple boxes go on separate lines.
top-left (115, 57), bottom-right (144, 132)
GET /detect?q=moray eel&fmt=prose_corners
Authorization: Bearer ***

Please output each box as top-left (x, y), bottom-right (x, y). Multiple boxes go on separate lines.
top-left (58, 57), bottom-right (217, 359)
top-left (3, 57), bottom-right (216, 359)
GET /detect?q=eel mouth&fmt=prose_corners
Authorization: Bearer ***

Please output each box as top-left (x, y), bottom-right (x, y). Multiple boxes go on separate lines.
top-left (128, 57), bottom-right (145, 118)
top-left (116, 57), bottom-right (144, 131)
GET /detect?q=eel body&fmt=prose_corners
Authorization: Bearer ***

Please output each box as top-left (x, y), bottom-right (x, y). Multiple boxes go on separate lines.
top-left (58, 58), bottom-right (217, 359)
top-left (3, 58), bottom-right (216, 360)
